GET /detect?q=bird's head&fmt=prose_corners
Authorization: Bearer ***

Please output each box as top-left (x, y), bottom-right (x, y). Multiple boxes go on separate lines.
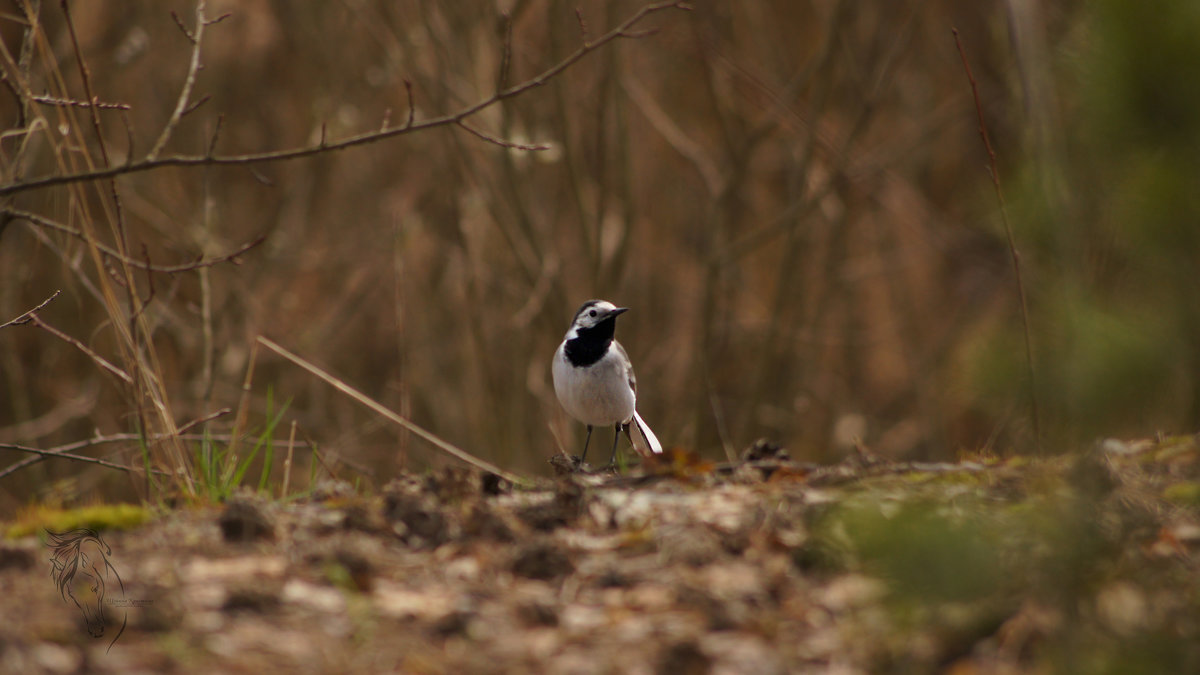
top-left (566, 299), bottom-right (628, 338)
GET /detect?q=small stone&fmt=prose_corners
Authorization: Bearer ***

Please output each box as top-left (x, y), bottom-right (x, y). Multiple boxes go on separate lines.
top-left (222, 587), bottom-right (282, 614)
top-left (742, 438), bottom-right (789, 462)
top-left (511, 541), bottom-right (573, 581)
top-left (384, 492), bottom-right (448, 546)
top-left (657, 640), bottom-right (712, 675)
top-left (0, 545), bottom-right (35, 570)
top-left (218, 499), bottom-right (274, 542)
top-left (481, 472), bottom-right (510, 496)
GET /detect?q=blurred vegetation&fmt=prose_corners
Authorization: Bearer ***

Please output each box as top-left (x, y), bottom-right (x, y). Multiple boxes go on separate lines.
top-left (1, 0), bottom-right (1198, 503)
top-left (800, 443), bottom-right (1200, 672)
top-left (971, 0), bottom-right (1200, 447)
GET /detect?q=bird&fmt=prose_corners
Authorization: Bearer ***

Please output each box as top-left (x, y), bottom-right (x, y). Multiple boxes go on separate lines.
top-left (552, 299), bottom-right (663, 467)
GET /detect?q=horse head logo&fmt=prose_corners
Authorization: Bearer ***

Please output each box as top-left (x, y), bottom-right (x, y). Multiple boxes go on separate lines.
top-left (46, 528), bottom-right (128, 652)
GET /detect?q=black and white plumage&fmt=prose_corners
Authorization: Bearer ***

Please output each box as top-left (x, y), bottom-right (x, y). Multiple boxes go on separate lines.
top-left (552, 299), bottom-right (663, 466)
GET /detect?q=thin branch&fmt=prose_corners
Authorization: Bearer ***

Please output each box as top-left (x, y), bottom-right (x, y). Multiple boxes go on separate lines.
top-left (170, 10), bottom-right (196, 43)
top-left (0, 1), bottom-right (691, 198)
top-left (0, 409), bottom-right (228, 481)
top-left (61, 0), bottom-right (113, 168)
top-left (31, 95), bottom-right (131, 110)
top-left (29, 313), bottom-right (134, 384)
top-left (953, 27), bottom-right (1040, 447)
top-left (0, 442), bottom-right (164, 478)
top-left (575, 8), bottom-right (591, 43)
top-left (205, 12), bottom-right (232, 27)
top-left (499, 12), bottom-right (513, 90)
top-left (0, 289), bottom-right (61, 330)
top-left (280, 419), bottom-right (297, 499)
top-left (455, 120), bottom-right (549, 151)
top-left (403, 79), bottom-right (414, 129)
top-left (178, 407), bottom-right (232, 433)
top-left (622, 73), bottom-right (721, 194)
top-left (149, 0), bottom-right (208, 161)
top-left (6, 207), bottom-right (265, 272)
top-left (257, 335), bottom-right (530, 486)
top-left (206, 113), bottom-right (224, 156)
top-left (615, 27), bottom-right (662, 40)
top-left (181, 93), bottom-right (211, 118)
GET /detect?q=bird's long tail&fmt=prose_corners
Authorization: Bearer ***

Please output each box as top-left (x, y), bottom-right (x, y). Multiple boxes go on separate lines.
top-left (628, 411), bottom-right (663, 456)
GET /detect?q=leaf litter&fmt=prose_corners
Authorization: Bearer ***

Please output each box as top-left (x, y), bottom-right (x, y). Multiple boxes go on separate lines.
top-left (1, 435), bottom-right (1198, 673)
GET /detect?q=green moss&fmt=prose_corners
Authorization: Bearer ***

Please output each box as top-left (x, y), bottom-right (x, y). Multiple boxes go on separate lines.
top-left (5, 503), bottom-right (153, 539)
top-left (832, 501), bottom-right (1006, 603)
top-left (897, 469), bottom-right (989, 487)
top-left (1153, 437), bottom-right (1198, 463)
top-left (1162, 482), bottom-right (1200, 507)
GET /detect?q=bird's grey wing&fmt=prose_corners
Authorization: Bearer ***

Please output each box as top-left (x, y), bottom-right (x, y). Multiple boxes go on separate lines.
top-left (612, 340), bottom-right (636, 394)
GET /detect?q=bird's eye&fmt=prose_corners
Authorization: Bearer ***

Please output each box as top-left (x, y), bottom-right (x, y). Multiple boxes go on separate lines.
top-left (588, 310), bottom-right (597, 317)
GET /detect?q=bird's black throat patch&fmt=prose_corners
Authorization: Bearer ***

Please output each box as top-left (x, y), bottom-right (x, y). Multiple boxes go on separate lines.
top-left (563, 317), bottom-right (616, 368)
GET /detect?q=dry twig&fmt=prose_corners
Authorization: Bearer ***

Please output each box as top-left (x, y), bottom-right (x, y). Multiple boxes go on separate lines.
top-left (0, 1), bottom-right (692, 198)
top-left (30, 95), bottom-right (130, 110)
top-left (0, 409), bottom-right (228, 480)
top-left (0, 442), bottom-right (164, 478)
top-left (0, 289), bottom-right (61, 330)
top-left (150, 0), bottom-right (210, 161)
top-left (257, 335), bottom-right (529, 486)
top-left (27, 314), bottom-right (133, 384)
top-left (953, 27), bottom-right (1041, 447)
top-left (5, 208), bottom-right (264, 272)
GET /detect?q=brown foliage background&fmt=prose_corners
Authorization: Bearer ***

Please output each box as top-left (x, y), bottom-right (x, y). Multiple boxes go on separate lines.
top-left (6, 0), bottom-right (1187, 503)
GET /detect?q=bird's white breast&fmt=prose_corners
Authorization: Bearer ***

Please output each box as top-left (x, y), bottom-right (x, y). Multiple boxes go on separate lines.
top-left (553, 342), bottom-right (636, 427)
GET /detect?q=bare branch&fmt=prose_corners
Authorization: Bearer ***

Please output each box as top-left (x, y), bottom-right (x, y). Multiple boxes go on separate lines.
top-left (615, 27), bottom-right (662, 39)
top-left (0, 409), bottom-right (227, 480)
top-left (455, 120), bottom-right (549, 151)
top-left (178, 407), bottom-right (232, 433)
top-left (29, 314), bottom-right (134, 384)
top-left (171, 10), bottom-right (196, 43)
top-left (149, 0), bottom-right (209, 161)
top-left (499, 12), bottom-right (514, 89)
top-left (0, 442), bottom-right (164, 478)
top-left (6, 207), bottom-right (265, 272)
top-left (0, 289), bottom-right (61, 330)
top-left (403, 79), bottom-right (414, 128)
top-left (622, 74), bottom-right (721, 194)
top-left (575, 8), bottom-right (591, 43)
top-left (31, 94), bottom-right (131, 110)
top-left (181, 93), bottom-right (211, 118)
top-left (0, 1), bottom-right (691, 198)
top-left (206, 113), bottom-right (224, 157)
top-left (61, 0), bottom-right (114, 170)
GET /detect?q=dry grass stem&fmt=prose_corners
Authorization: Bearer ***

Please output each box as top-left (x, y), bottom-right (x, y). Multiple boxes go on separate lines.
top-left (257, 336), bottom-right (528, 486)
top-left (953, 27), bottom-right (1041, 448)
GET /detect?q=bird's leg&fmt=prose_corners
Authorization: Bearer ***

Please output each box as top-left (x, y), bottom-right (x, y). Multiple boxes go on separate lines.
top-left (603, 423), bottom-right (624, 469)
top-left (580, 425), bottom-right (594, 463)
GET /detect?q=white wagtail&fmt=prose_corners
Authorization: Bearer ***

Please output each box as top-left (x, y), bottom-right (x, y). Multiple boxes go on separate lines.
top-left (552, 299), bottom-right (664, 467)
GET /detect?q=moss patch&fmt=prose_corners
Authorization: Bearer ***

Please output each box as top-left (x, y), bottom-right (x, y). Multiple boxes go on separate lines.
top-left (4, 503), bottom-right (153, 539)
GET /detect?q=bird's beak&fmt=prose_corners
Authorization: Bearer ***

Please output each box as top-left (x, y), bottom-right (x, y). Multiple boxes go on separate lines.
top-left (609, 307), bottom-right (629, 317)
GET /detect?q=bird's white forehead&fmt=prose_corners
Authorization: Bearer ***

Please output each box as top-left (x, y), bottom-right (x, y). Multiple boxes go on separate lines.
top-left (570, 299), bottom-right (621, 330)
top-left (581, 300), bottom-right (618, 315)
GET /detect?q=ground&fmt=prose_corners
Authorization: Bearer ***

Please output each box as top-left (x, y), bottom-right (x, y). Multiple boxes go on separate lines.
top-left (2, 437), bottom-right (1199, 674)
